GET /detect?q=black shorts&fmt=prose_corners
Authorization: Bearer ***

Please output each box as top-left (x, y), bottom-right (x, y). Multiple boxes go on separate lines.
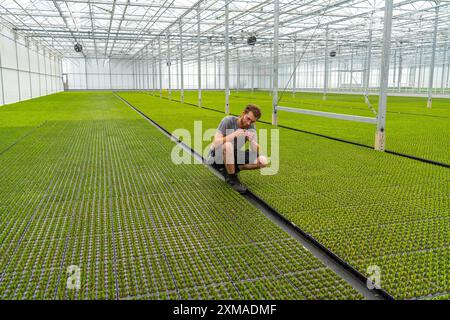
top-left (210, 146), bottom-right (257, 172)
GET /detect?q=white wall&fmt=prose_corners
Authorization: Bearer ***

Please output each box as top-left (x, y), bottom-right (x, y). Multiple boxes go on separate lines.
top-left (0, 25), bottom-right (63, 106)
top-left (62, 46), bottom-right (450, 93)
top-left (63, 58), bottom-right (140, 90)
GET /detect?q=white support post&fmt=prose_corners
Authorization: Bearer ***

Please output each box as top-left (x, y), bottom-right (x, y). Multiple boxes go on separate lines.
top-left (109, 58), bottom-right (112, 90)
top-left (0, 33), bottom-right (4, 104)
top-left (251, 47), bottom-right (255, 93)
top-left (236, 48), bottom-right (240, 94)
top-left (441, 40), bottom-right (447, 93)
top-left (179, 20), bottom-right (184, 103)
top-left (337, 45), bottom-right (341, 91)
top-left (417, 40), bottom-right (423, 91)
top-left (350, 46), bottom-right (354, 90)
top-left (84, 55), bottom-right (88, 90)
top-left (14, 32), bottom-right (21, 101)
top-left (214, 54), bottom-right (217, 90)
top-left (393, 49), bottom-right (397, 86)
top-left (269, 46), bottom-right (273, 94)
top-left (152, 44), bottom-right (156, 92)
top-left (398, 42), bottom-right (403, 92)
top-left (205, 55), bottom-right (208, 90)
top-left (146, 46), bottom-right (150, 91)
top-left (364, 20), bottom-right (373, 101)
top-left (427, 4), bottom-right (439, 108)
top-left (158, 38), bottom-right (162, 97)
top-left (445, 43), bottom-right (450, 88)
top-left (218, 57), bottom-right (221, 88)
top-left (197, 5), bottom-right (202, 107)
top-left (26, 37), bottom-right (33, 98)
top-left (132, 60), bottom-right (136, 89)
top-left (323, 26), bottom-right (329, 101)
top-left (224, 0), bottom-right (230, 114)
top-left (167, 33), bottom-right (171, 99)
top-left (375, 0), bottom-right (393, 152)
top-left (37, 45), bottom-right (42, 95)
top-left (292, 37), bottom-right (297, 97)
top-left (272, 0), bottom-right (279, 126)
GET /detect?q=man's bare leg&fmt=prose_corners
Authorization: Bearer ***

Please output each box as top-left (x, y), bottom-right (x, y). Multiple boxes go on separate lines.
top-left (223, 142), bottom-right (236, 175)
top-left (222, 142), bottom-right (247, 194)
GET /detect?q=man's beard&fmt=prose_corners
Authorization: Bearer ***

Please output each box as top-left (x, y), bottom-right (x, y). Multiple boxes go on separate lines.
top-left (239, 117), bottom-right (249, 129)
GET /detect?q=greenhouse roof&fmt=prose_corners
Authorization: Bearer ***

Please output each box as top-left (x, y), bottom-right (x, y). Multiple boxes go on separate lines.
top-left (0, 0), bottom-right (449, 59)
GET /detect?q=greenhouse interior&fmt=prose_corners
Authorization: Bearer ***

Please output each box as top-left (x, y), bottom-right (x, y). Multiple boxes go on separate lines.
top-left (0, 0), bottom-right (449, 302)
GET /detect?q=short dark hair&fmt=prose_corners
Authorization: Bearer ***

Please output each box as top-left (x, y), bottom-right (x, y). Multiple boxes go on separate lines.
top-left (243, 104), bottom-right (261, 120)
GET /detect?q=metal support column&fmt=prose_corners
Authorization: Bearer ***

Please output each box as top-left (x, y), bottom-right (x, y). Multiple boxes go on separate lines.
top-left (323, 26), bottom-right (329, 101)
top-left (218, 57), bottom-right (221, 88)
top-left (269, 45), bottom-right (273, 94)
top-left (272, 0), bottom-right (279, 126)
top-left (84, 55), bottom-right (88, 90)
top-left (236, 48), bottom-right (240, 94)
top-left (14, 32), bottom-right (21, 101)
top-left (146, 46), bottom-right (150, 91)
top-left (397, 42), bottom-right (403, 92)
top-left (441, 40), bottom-right (447, 93)
top-left (26, 37), bottom-right (33, 98)
top-left (337, 45), bottom-right (341, 91)
top-left (393, 49), bottom-right (397, 86)
top-left (446, 43), bottom-right (450, 89)
top-left (152, 44), bottom-right (156, 91)
top-left (364, 21), bottom-right (373, 101)
top-left (427, 4), bottom-right (439, 108)
top-left (167, 33), bottom-right (171, 99)
top-left (179, 20), bottom-right (184, 103)
top-left (375, 0), bottom-right (393, 152)
top-left (109, 58), bottom-right (112, 90)
top-left (0, 33), bottom-right (4, 104)
top-left (251, 47), bottom-right (255, 93)
top-left (214, 54), bottom-right (217, 89)
top-left (158, 38), bottom-right (162, 97)
top-left (417, 40), bottom-right (423, 91)
top-left (292, 37), bottom-right (297, 97)
top-left (224, 0), bottom-right (230, 113)
top-left (197, 5), bottom-right (202, 107)
top-left (350, 47), bottom-right (354, 90)
top-left (36, 45), bottom-right (42, 95)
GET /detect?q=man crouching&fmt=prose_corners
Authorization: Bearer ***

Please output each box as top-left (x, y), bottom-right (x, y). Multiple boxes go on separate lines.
top-left (207, 104), bottom-right (268, 194)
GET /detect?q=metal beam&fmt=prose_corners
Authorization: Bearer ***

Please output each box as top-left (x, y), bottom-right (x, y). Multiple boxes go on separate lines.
top-left (276, 106), bottom-right (377, 124)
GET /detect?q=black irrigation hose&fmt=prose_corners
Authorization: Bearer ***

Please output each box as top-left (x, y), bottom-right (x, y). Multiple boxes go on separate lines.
top-left (143, 92), bottom-right (450, 169)
top-left (114, 92), bottom-right (395, 301)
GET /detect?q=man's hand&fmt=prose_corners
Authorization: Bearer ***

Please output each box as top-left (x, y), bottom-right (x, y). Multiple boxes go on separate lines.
top-left (245, 130), bottom-right (256, 142)
top-left (233, 129), bottom-right (246, 138)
